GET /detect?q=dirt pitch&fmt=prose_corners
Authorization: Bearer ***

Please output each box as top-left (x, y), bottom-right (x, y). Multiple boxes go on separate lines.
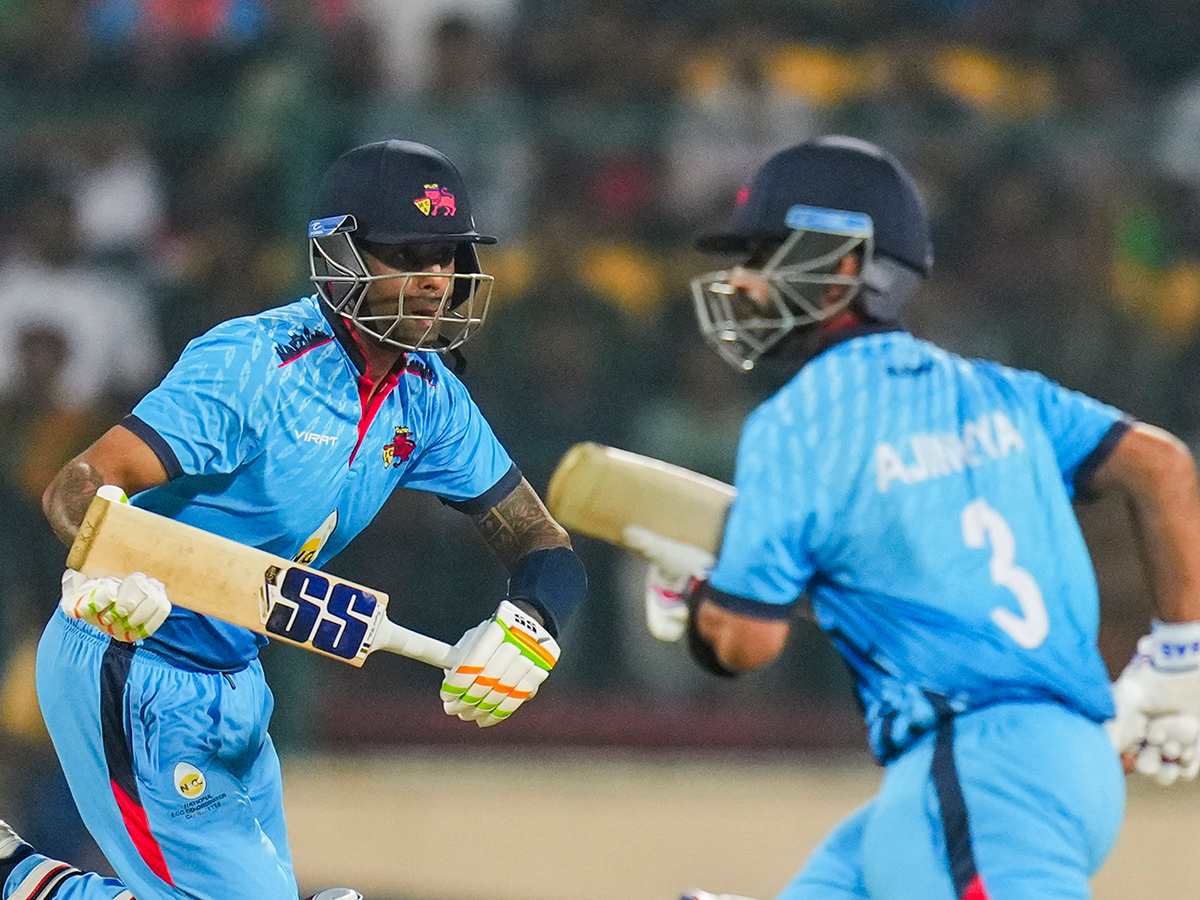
top-left (283, 751), bottom-right (1199, 900)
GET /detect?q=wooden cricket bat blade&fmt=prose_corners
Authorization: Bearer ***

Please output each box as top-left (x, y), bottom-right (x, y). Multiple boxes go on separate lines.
top-left (547, 443), bottom-right (736, 555)
top-left (67, 487), bottom-right (452, 669)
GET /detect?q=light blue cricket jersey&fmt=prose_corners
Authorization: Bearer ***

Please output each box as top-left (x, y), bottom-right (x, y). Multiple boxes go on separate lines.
top-left (123, 295), bottom-right (517, 670)
top-left (709, 327), bottom-right (1130, 762)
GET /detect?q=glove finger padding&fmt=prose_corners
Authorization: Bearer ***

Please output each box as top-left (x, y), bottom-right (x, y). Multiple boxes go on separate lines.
top-left (472, 648), bottom-right (534, 715)
top-left (476, 665), bottom-right (550, 728)
top-left (140, 602), bottom-right (172, 638)
top-left (1107, 665), bottom-right (1150, 758)
top-left (108, 572), bottom-right (171, 640)
top-left (441, 623), bottom-right (504, 705)
top-left (440, 600), bottom-right (559, 727)
top-left (60, 568), bottom-right (171, 641)
top-left (1110, 623), bottom-right (1200, 784)
top-left (644, 565), bottom-right (691, 643)
top-left (116, 574), bottom-right (170, 629)
top-left (1138, 715), bottom-right (1200, 785)
top-left (445, 640), bottom-right (521, 718)
top-left (61, 568), bottom-right (93, 598)
top-left (60, 569), bottom-right (121, 624)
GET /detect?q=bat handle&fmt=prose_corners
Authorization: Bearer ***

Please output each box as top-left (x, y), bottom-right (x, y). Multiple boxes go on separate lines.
top-left (374, 619), bottom-right (455, 669)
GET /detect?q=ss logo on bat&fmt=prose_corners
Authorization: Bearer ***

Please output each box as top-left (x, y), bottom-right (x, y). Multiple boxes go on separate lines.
top-left (261, 565), bottom-right (378, 659)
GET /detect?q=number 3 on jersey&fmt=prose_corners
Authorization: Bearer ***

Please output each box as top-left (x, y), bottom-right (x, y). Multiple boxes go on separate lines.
top-left (961, 498), bottom-right (1049, 649)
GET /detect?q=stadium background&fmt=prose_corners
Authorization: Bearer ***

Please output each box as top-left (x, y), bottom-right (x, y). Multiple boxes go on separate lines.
top-left (0, 0), bottom-right (1198, 896)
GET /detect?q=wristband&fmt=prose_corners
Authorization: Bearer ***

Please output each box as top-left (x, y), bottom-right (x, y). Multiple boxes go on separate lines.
top-left (507, 546), bottom-right (587, 638)
top-left (1150, 620), bottom-right (1200, 672)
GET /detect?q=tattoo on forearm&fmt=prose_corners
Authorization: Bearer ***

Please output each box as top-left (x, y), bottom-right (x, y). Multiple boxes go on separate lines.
top-left (46, 461), bottom-right (104, 547)
top-left (473, 480), bottom-right (568, 567)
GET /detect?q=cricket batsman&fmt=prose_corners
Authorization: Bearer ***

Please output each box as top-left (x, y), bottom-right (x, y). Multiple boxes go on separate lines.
top-left (0, 140), bottom-right (586, 900)
top-left (637, 136), bottom-right (1200, 900)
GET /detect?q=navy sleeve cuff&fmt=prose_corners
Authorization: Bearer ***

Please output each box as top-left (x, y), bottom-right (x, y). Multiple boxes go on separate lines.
top-left (120, 415), bottom-right (183, 480)
top-left (1073, 416), bottom-right (1134, 501)
top-left (440, 463), bottom-right (523, 515)
top-left (704, 582), bottom-right (797, 621)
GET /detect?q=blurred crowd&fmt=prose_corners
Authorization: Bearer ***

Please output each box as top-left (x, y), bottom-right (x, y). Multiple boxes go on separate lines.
top-left (0, 0), bottom-right (1198, 812)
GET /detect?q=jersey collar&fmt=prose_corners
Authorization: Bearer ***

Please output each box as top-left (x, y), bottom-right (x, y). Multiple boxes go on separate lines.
top-left (810, 321), bottom-right (905, 361)
top-left (747, 322), bottom-right (905, 393)
top-left (760, 321), bottom-right (905, 381)
top-left (317, 295), bottom-right (370, 375)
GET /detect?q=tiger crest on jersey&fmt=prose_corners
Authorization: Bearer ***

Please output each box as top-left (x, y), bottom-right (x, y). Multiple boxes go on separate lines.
top-left (383, 427), bottom-right (416, 468)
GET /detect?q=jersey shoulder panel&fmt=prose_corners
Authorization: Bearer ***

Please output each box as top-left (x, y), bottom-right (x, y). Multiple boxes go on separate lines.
top-left (132, 304), bottom-right (313, 476)
top-left (397, 351), bottom-right (515, 504)
top-left (963, 357), bottom-right (1127, 488)
top-left (255, 297), bottom-right (341, 366)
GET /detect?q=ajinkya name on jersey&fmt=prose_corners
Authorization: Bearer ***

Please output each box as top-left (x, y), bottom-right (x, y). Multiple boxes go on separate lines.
top-left (875, 412), bottom-right (1026, 493)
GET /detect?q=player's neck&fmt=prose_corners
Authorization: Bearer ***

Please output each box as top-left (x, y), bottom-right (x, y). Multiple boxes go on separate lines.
top-left (820, 310), bottom-right (864, 335)
top-left (363, 344), bottom-right (405, 383)
top-left (348, 325), bottom-right (405, 383)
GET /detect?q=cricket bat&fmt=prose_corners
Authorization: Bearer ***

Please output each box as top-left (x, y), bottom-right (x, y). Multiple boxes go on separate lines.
top-left (66, 486), bottom-right (453, 669)
top-left (546, 443), bottom-right (736, 555)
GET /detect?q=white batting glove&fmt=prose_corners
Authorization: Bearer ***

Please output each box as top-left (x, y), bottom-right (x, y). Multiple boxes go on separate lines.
top-left (1107, 622), bottom-right (1200, 786)
top-left (440, 600), bottom-right (560, 727)
top-left (1132, 715), bottom-right (1200, 786)
top-left (623, 526), bottom-right (714, 642)
top-left (60, 569), bottom-right (172, 642)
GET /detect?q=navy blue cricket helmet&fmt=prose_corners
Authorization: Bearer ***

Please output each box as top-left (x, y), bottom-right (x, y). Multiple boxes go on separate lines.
top-left (308, 140), bottom-right (497, 352)
top-left (691, 136), bottom-right (933, 370)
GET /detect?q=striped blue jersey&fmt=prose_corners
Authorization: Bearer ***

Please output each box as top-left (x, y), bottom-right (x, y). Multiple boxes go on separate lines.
top-left (709, 328), bottom-right (1129, 762)
top-left (124, 295), bottom-right (516, 670)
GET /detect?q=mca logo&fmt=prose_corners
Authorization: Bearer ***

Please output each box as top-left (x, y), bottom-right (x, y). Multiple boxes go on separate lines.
top-left (174, 762), bottom-right (207, 799)
top-left (414, 184), bottom-right (456, 217)
top-left (383, 427), bottom-right (416, 468)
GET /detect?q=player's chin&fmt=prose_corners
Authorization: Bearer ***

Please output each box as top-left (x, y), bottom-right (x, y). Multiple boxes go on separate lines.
top-left (393, 318), bottom-right (441, 347)
top-left (360, 317), bottom-right (433, 350)
top-left (398, 316), bottom-right (446, 345)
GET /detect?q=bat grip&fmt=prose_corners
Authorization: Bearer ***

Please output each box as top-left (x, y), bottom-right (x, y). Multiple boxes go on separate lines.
top-left (375, 619), bottom-right (455, 669)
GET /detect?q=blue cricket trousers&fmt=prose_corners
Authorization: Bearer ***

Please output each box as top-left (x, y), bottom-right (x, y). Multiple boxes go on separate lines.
top-left (779, 701), bottom-right (1125, 900)
top-left (4, 609), bottom-right (298, 900)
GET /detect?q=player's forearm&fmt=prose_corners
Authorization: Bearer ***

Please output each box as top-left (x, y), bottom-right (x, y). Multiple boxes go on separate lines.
top-left (43, 425), bottom-right (170, 548)
top-left (1093, 424), bottom-right (1200, 623)
top-left (1125, 481), bottom-right (1200, 624)
top-left (472, 477), bottom-right (571, 567)
top-left (695, 599), bottom-right (790, 673)
top-left (471, 478), bottom-right (584, 634)
top-left (43, 459), bottom-right (106, 547)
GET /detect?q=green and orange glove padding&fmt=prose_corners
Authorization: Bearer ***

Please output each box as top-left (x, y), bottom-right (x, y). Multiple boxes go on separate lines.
top-left (440, 600), bottom-right (560, 727)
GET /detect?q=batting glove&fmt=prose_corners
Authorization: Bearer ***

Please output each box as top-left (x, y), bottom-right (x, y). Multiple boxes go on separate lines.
top-left (623, 526), bottom-right (714, 642)
top-left (1107, 621), bottom-right (1200, 786)
top-left (1132, 715), bottom-right (1200, 786)
top-left (441, 600), bottom-right (560, 727)
top-left (60, 569), bottom-right (172, 642)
